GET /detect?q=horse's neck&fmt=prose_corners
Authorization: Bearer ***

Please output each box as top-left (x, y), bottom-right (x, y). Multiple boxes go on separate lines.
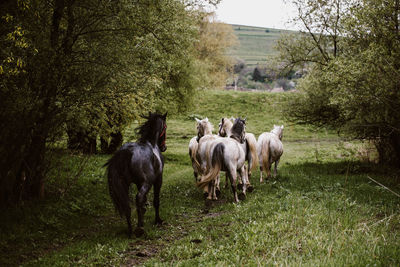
top-left (197, 126), bottom-right (212, 142)
top-left (204, 127), bottom-right (212, 135)
top-left (225, 120), bottom-right (233, 136)
top-left (225, 128), bottom-right (232, 137)
top-left (270, 130), bottom-right (282, 140)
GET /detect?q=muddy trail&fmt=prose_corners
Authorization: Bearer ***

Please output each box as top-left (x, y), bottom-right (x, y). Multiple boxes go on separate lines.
top-left (122, 200), bottom-right (228, 266)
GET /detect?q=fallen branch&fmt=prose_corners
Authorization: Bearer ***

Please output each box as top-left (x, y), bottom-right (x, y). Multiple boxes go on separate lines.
top-left (367, 175), bottom-right (400, 198)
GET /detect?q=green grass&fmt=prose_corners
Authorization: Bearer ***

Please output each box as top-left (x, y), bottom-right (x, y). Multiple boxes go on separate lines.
top-left (229, 24), bottom-right (295, 66)
top-left (1, 90), bottom-right (399, 266)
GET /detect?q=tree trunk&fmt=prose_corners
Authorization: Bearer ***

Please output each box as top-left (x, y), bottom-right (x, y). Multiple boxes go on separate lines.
top-left (375, 133), bottom-right (400, 168)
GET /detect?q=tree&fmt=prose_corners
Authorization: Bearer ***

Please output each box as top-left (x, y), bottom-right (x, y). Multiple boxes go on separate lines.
top-left (252, 67), bottom-right (265, 82)
top-left (194, 12), bottom-right (237, 89)
top-left (0, 0), bottom-right (213, 205)
top-left (279, 0), bottom-right (400, 167)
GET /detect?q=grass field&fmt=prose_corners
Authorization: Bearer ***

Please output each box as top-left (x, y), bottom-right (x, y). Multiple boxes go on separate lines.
top-left (229, 24), bottom-right (294, 66)
top-left (1, 90), bottom-right (399, 266)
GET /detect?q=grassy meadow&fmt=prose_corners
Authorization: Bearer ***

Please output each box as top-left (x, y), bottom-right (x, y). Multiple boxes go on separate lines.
top-left (1, 90), bottom-right (399, 266)
top-left (229, 24), bottom-right (293, 66)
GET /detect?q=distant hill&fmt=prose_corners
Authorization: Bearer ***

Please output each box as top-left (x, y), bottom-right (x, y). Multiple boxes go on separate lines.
top-left (228, 24), bottom-right (294, 66)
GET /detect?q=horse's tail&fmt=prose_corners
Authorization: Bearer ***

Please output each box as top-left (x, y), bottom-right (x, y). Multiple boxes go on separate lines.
top-left (189, 140), bottom-right (201, 171)
top-left (197, 142), bottom-right (224, 189)
top-left (261, 137), bottom-right (271, 172)
top-left (246, 133), bottom-right (258, 170)
top-left (104, 149), bottom-right (132, 218)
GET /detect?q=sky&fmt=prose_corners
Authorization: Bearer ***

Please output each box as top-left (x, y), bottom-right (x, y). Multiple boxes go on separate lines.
top-left (213, 0), bottom-right (299, 30)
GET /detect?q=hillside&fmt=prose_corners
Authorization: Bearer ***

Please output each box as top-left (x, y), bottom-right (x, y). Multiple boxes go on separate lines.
top-left (228, 24), bottom-right (294, 66)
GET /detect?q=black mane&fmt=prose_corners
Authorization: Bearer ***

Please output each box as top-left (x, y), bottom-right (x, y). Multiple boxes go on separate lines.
top-left (136, 112), bottom-right (164, 144)
top-left (230, 118), bottom-right (246, 143)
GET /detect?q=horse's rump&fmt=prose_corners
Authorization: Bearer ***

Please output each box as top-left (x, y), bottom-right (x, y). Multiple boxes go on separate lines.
top-left (245, 133), bottom-right (258, 170)
top-left (197, 142), bottom-right (225, 189)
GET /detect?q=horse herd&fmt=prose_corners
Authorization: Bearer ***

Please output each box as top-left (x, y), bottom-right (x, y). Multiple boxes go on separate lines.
top-left (105, 112), bottom-right (284, 237)
top-left (189, 117), bottom-right (284, 204)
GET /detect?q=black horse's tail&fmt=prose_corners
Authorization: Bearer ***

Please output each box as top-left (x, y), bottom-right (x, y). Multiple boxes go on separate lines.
top-left (104, 149), bottom-right (132, 218)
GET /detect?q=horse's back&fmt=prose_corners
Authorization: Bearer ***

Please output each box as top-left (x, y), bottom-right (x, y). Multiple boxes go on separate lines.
top-left (218, 137), bottom-right (246, 168)
top-left (257, 133), bottom-right (283, 160)
top-left (118, 142), bottom-right (163, 183)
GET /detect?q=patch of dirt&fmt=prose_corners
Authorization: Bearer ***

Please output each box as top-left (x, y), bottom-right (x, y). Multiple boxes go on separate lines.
top-left (122, 207), bottom-right (228, 266)
top-left (123, 240), bottom-right (161, 266)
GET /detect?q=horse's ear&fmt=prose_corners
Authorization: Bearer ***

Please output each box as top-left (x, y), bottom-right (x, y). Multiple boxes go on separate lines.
top-left (163, 112), bottom-right (167, 120)
top-left (195, 118), bottom-right (201, 123)
top-left (281, 125), bottom-right (284, 129)
top-left (205, 117), bottom-right (208, 122)
top-left (243, 117), bottom-right (247, 123)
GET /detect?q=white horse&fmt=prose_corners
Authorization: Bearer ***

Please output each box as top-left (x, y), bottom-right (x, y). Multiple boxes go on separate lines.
top-left (198, 118), bottom-right (249, 203)
top-left (218, 117), bottom-right (258, 191)
top-left (188, 118), bottom-right (213, 182)
top-left (257, 125), bottom-right (284, 183)
top-left (188, 118), bottom-right (224, 199)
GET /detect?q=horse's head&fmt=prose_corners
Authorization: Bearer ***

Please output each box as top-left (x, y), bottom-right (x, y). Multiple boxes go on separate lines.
top-left (272, 125), bottom-right (284, 140)
top-left (231, 117), bottom-right (246, 143)
top-left (195, 118), bottom-right (213, 141)
top-left (218, 117), bottom-right (233, 137)
top-left (136, 112), bottom-right (167, 152)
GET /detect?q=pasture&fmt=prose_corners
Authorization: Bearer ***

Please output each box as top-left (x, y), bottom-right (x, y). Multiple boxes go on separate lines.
top-left (228, 24), bottom-right (294, 66)
top-left (1, 90), bottom-right (399, 266)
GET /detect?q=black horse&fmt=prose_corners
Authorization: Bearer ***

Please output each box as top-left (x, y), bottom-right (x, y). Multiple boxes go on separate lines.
top-left (105, 112), bottom-right (167, 237)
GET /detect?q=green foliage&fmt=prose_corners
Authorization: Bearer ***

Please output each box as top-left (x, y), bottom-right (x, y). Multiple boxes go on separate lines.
top-left (194, 13), bottom-right (237, 89)
top-left (1, 90), bottom-right (399, 266)
top-left (0, 0), bottom-right (213, 204)
top-left (279, 0), bottom-right (400, 166)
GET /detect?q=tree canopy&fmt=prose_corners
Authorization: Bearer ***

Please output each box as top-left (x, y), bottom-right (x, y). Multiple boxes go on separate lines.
top-left (279, 0), bottom-right (400, 166)
top-left (0, 0), bottom-right (234, 206)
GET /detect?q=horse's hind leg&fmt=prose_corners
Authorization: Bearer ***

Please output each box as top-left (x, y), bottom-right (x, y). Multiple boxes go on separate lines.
top-left (238, 166), bottom-right (247, 201)
top-left (266, 161), bottom-right (271, 179)
top-left (259, 166), bottom-right (264, 183)
top-left (274, 159), bottom-right (280, 178)
top-left (227, 170), bottom-right (239, 203)
top-left (153, 178), bottom-right (163, 225)
top-left (215, 174), bottom-right (221, 198)
top-left (126, 207), bottom-right (133, 238)
top-left (135, 183), bottom-right (151, 237)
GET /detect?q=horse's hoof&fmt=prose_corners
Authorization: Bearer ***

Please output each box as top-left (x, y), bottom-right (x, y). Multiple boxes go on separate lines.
top-left (247, 185), bottom-right (254, 193)
top-left (238, 192), bottom-right (246, 201)
top-left (216, 189), bottom-right (221, 198)
top-left (237, 183), bottom-right (243, 191)
top-left (205, 198), bottom-right (213, 207)
top-left (203, 192), bottom-right (209, 199)
top-left (134, 227), bottom-right (144, 237)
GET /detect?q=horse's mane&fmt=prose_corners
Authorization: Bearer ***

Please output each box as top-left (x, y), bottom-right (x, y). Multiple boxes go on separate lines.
top-left (136, 112), bottom-right (164, 144)
top-left (202, 121), bottom-right (213, 135)
top-left (230, 118), bottom-right (245, 142)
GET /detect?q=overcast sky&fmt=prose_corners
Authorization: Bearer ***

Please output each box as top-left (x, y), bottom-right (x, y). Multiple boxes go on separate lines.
top-left (213, 0), bottom-right (298, 30)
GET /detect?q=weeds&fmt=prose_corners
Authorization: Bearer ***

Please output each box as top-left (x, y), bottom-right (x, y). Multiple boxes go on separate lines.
top-left (1, 90), bottom-right (399, 266)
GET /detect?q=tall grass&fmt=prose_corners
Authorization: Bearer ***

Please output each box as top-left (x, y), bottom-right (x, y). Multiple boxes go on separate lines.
top-left (1, 90), bottom-right (399, 266)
